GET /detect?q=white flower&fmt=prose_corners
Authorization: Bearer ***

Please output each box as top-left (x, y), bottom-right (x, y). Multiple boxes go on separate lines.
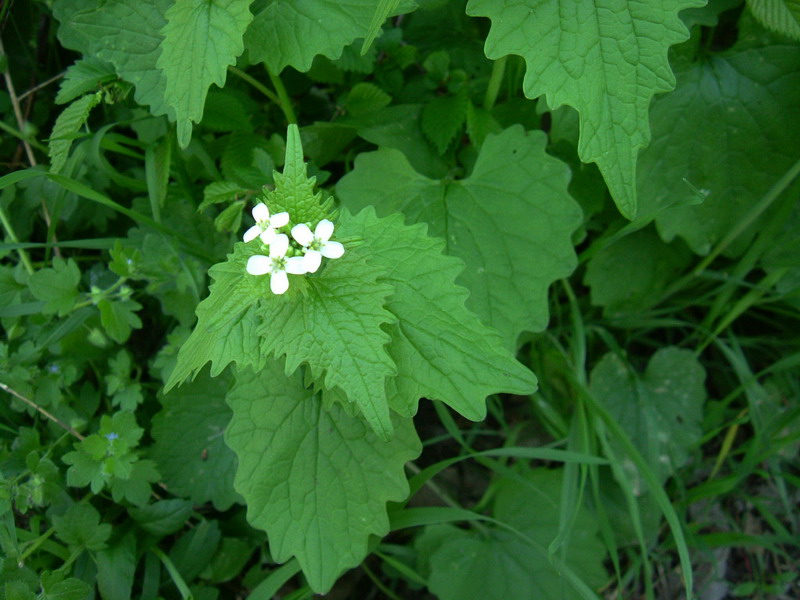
top-left (290, 219), bottom-right (345, 273)
top-left (243, 202), bottom-right (290, 244)
top-left (245, 234), bottom-right (306, 295)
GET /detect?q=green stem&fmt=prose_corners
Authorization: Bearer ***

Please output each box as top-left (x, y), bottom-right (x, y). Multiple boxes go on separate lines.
top-left (19, 527), bottom-right (56, 562)
top-left (152, 547), bottom-right (193, 600)
top-left (0, 120), bottom-right (48, 153)
top-left (483, 56), bottom-right (507, 111)
top-left (0, 205), bottom-right (35, 274)
top-left (265, 64), bottom-right (297, 125)
top-left (228, 65), bottom-right (281, 106)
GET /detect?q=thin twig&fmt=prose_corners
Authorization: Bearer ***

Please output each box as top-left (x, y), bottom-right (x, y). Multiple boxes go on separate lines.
top-left (1, 36), bottom-right (37, 166)
top-left (1, 381), bottom-right (85, 441)
top-left (0, 33), bottom-right (60, 255)
top-left (17, 71), bottom-right (65, 102)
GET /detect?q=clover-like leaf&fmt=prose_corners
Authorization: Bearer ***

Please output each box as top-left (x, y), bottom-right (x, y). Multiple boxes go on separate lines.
top-left (226, 362), bottom-right (421, 594)
top-left (465, 0), bottom-right (703, 218)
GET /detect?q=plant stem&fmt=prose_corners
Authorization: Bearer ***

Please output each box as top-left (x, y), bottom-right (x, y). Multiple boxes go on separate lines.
top-left (228, 65), bottom-right (281, 106)
top-left (0, 205), bottom-right (35, 274)
top-left (483, 56), bottom-right (507, 111)
top-left (0, 119), bottom-right (48, 152)
top-left (265, 64), bottom-right (297, 125)
top-left (0, 381), bottom-right (85, 440)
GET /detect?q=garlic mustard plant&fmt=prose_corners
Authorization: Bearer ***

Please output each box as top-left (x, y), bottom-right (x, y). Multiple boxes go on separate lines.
top-left (291, 219), bottom-right (345, 273)
top-left (246, 233), bottom-right (306, 295)
top-left (243, 202), bottom-right (290, 244)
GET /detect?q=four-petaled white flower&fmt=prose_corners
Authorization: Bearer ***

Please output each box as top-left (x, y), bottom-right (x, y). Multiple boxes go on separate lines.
top-left (243, 202), bottom-right (290, 244)
top-left (246, 234), bottom-right (306, 295)
top-left (290, 219), bottom-right (345, 273)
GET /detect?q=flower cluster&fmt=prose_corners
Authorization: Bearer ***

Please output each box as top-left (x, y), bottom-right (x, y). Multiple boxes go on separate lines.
top-left (243, 203), bottom-right (345, 294)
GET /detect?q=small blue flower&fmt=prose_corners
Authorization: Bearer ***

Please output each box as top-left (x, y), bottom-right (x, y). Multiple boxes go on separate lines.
top-left (105, 432), bottom-right (119, 441)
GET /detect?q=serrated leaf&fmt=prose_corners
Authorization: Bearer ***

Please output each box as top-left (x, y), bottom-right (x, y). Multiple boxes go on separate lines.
top-left (98, 298), bottom-right (142, 344)
top-left (152, 371), bottom-right (240, 510)
top-left (465, 101), bottom-right (501, 149)
top-left (226, 363), bottom-right (421, 593)
top-left (266, 124), bottom-right (334, 226)
top-left (421, 91), bottom-right (467, 154)
top-left (420, 469), bottom-right (607, 600)
top-left (748, 0), bottom-right (800, 40)
top-left (466, 0), bottom-right (702, 218)
top-left (53, 0), bottom-right (174, 119)
top-left (200, 181), bottom-right (249, 212)
top-left (39, 574), bottom-right (92, 600)
top-left (28, 257), bottom-right (81, 317)
top-left (589, 347), bottom-right (706, 484)
top-left (48, 93), bottom-right (101, 174)
top-left (345, 82), bottom-right (392, 117)
top-left (255, 250), bottom-right (397, 439)
top-left (338, 208), bottom-right (537, 419)
top-left (584, 228), bottom-right (690, 315)
top-left (157, 0), bottom-right (254, 147)
top-left (56, 57), bottom-right (116, 104)
top-left (639, 45), bottom-right (800, 256)
top-left (337, 126), bottom-right (581, 347)
top-left (245, 0), bottom-right (416, 73)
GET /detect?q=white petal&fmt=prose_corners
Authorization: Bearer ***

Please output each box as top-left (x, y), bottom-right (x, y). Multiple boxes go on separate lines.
top-left (285, 256), bottom-right (308, 275)
top-left (321, 240), bottom-right (344, 259)
top-left (259, 228), bottom-right (276, 245)
top-left (270, 271), bottom-right (289, 295)
top-left (252, 202), bottom-right (270, 222)
top-left (304, 250), bottom-right (322, 273)
top-left (270, 233), bottom-right (289, 257)
top-left (271, 211), bottom-right (290, 228)
top-left (315, 219), bottom-right (335, 242)
top-left (291, 223), bottom-right (314, 247)
top-left (246, 255), bottom-right (271, 275)
top-left (243, 225), bottom-right (261, 243)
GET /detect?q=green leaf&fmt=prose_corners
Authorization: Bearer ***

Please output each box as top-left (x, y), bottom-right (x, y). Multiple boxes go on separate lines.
top-left (152, 371), bottom-right (241, 511)
top-left (52, 504), bottom-right (111, 551)
top-left (338, 208), bottom-right (537, 420)
top-left (256, 250), bottom-right (397, 439)
top-left (201, 538), bottom-right (253, 584)
top-left (584, 228), bottom-right (690, 315)
top-left (200, 181), bottom-right (250, 212)
top-left (244, 0), bottom-right (416, 73)
top-left (156, 0), bottom-right (255, 148)
top-left (589, 347), bottom-right (706, 483)
top-left (226, 363), bottom-right (421, 594)
top-left (39, 573), bottom-right (92, 600)
top-left (110, 459), bottom-right (160, 506)
top-left (420, 469), bottom-right (607, 600)
top-left (96, 531), bottom-right (136, 600)
top-left (748, 0), bottom-right (800, 40)
top-left (337, 126), bottom-right (581, 347)
top-left (266, 124), bottom-right (335, 227)
top-left (129, 499), bottom-right (194, 537)
top-left (56, 57), bottom-right (117, 104)
top-left (53, 0), bottom-right (174, 119)
top-left (361, 0), bottom-right (402, 54)
top-left (169, 520), bottom-right (221, 582)
top-left (639, 45), bottom-right (800, 256)
top-left (345, 82), bottom-right (392, 117)
top-left (98, 298), bottom-right (143, 344)
top-left (421, 91), bottom-right (467, 154)
top-left (466, 0), bottom-right (702, 218)
top-left (49, 91), bottom-right (101, 173)
top-left (28, 257), bottom-right (81, 317)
